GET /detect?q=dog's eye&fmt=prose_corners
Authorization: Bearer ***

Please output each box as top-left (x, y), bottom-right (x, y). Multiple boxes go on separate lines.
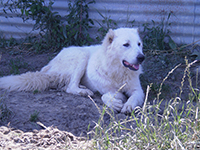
top-left (123, 43), bottom-right (130, 47)
top-left (138, 42), bottom-right (142, 47)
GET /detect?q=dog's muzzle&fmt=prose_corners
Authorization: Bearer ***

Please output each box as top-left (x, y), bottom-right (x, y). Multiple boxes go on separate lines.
top-left (122, 54), bottom-right (145, 71)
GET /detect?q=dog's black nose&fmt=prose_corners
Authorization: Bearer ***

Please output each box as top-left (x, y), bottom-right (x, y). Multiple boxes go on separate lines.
top-left (137, 54), bottom-right (145, 64)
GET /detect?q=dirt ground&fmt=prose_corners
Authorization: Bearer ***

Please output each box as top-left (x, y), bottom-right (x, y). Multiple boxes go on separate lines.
top-left (0, 47), bottom-right (199, 149)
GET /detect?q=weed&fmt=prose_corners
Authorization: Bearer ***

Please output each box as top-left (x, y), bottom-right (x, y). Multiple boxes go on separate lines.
top-left (66, 0), bottom-right (95, 46)
top-left (0, 94), bottom-right (11, 122)
top-left (9, 59), bottom-right (19, 75)
top-left (95, 9), bottom-right (117, 42)
top-left (29, 110), bottom-right (39, 122)
top-left (95, 8), bottom-right (135, 42)
top-left (9, 58), bottom-right (29, 75)
top-left (0, 36), bottom-right (19, 48)
top-left (183, 58), bottom-right (199, 101)
top-left (191, 42), bottom-right (200, 60)
top-left (142, 11), bottom-right (177, 51)
top-left (33, 89), bottom-right (40, 94)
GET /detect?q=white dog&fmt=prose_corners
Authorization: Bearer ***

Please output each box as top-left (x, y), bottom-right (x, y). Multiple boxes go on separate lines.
top-left (0, 28), bottom-right (145, 113)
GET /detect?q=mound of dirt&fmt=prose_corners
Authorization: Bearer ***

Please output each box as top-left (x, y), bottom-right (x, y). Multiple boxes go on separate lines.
top-left (0, 90), bottom-right (104, 135)
top-left (0, 85), bottom-right (128, 149)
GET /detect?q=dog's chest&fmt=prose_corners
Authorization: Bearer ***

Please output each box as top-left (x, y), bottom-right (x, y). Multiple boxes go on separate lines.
top-left (82, 64), bottom-right (133, 94)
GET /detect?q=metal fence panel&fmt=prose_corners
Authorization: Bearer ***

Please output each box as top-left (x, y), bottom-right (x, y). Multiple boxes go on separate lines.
top-left (0, 0), bottom-right (199, 44)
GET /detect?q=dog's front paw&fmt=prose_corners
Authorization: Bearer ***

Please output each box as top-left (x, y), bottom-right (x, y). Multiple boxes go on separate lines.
top-left (121, 102), bottom-right (137, 114)
top-left (101, 94), bottom-right (123, 112)
top-left (66, 87), bottom-right (94, 96)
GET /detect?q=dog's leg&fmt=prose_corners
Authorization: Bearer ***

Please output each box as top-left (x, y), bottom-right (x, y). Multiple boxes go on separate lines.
top-left (101, 92), bottom-right (126, 112)
top-left (66, 58), bottom-right (94, 96)
top-left (67, 78), bottom-right (94, 96)
top-left (121, 88), bottom-right (144, 113)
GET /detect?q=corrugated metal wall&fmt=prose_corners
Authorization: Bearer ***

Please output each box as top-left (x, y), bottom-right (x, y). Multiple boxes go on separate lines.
top-left (0, 0), bottom-right (199, 44)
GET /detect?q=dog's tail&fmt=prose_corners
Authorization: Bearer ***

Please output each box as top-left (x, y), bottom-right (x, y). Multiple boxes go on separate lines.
top-left (0, 71), bottom-right (51, 91)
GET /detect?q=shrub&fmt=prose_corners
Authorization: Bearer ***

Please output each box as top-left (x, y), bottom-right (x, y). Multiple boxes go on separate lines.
top-left (2, 0), bottom-right (95, 52)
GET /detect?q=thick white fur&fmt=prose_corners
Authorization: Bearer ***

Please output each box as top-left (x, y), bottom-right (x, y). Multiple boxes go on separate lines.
top-left (0, 28), bottom-right (144, 113)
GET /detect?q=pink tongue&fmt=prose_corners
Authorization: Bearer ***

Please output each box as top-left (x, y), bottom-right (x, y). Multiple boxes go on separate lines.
top-left (133, 64), bottom-right (139, 70)
top-left (124, 61), bottom-right (130, 66)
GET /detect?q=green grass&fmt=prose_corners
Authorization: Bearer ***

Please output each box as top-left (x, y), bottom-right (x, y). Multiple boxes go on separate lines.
top-left (29, 110), bottom-right (40, 122)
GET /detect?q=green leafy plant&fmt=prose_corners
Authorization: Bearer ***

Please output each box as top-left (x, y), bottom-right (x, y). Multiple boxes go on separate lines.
top-left (9, 58), bottom-right (29, 75)
top-left (65, 0), bottom-right (95, 46)
top-left (142, 12), bottom-right (177, 51)
top-left (191, 44), bottom-right (200, 60)
top-left (95, 9), bottom-right (135, 42)
top-left (33, 89), bottom-right (40, 94)
top-left (2, 0), bottom-right (95, 52)
top-left (191, 50), bottom-right (200, 60)
top-left (95, 9), bottom-right (117, 42)
top-left (0, 36), bottom-right (19, 48)
top-left (29, 110), bottom-right (39, 122)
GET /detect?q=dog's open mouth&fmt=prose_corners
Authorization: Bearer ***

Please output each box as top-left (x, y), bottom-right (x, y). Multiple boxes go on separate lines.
top-left (122, 60), bottom-right (139, 71)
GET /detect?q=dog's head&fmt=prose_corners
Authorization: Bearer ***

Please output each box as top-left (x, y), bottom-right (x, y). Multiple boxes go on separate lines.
top-left (102, 28), bottom-right (145, 71)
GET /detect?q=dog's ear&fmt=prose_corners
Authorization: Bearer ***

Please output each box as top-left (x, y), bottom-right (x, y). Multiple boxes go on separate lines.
top-left (107, 29), bottom-right (115, 44)
top-left (137, 28), bottom-right (140, 34)
top-left (102, 29), bottom-right (115, 47)
top-left (136, 28), bottom-right (143, 40)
